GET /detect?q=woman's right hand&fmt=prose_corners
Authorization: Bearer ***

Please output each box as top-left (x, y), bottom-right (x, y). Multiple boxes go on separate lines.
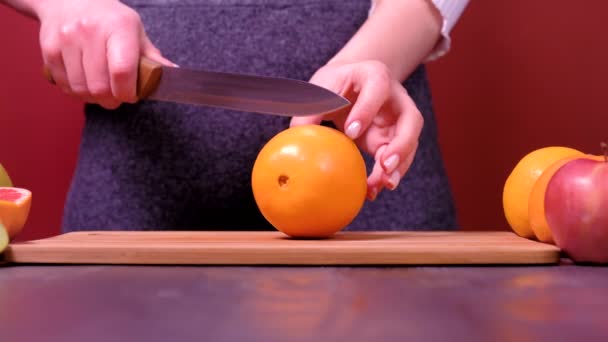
top-left (37, 0), bottom-right (176, 109)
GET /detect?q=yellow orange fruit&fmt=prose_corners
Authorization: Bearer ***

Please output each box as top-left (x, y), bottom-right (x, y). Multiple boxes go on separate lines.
top-left (503, 146), bottom-right (584, 238)
top-left (0, 187), bottom-right (32, 239)
top-left (251, 125), bottom-right (367, 238)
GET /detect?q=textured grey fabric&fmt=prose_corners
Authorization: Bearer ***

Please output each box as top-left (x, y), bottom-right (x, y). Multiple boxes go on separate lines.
top-left (61, 0), bottom-right (458, 232)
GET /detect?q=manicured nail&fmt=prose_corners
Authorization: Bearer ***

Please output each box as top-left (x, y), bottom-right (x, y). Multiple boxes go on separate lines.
top-left (383, 154), bottom-right (399, 173)
top-left (345, 121), bottom-right (361, 139)
top-left (387, 170), bottom-right (401, 190)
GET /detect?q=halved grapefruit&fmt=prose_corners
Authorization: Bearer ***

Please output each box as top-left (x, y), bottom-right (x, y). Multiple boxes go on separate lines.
top-left (0, 187), bottom-right (32, 239)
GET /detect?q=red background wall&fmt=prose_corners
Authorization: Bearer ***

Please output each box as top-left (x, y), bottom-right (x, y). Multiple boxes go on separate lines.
top-left (1, 1), bottom-right (607, 241)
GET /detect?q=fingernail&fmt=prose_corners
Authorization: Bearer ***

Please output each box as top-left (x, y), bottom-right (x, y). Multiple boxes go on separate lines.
top-left (387, 170), bottom-right (401, 190)
top-left (345, 120), bottom-right (361, 139)
top-left (383, 154), bottom-right (399, 172)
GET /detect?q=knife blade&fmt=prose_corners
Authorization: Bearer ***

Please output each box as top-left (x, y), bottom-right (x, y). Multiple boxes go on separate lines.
top-left (44, 57), bottom-right (351, 116)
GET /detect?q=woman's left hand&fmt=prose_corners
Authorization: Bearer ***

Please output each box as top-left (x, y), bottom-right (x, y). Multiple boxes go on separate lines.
top-left (290, 60), bottom-right (424, 201)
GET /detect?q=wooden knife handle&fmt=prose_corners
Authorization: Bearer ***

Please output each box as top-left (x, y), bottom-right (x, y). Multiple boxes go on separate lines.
top-left (42, 65), bottom-right (55, 84)
top-left (137, 56), bottom-right (163, 99)
top-left (42, 56), bottom-right (163, 100)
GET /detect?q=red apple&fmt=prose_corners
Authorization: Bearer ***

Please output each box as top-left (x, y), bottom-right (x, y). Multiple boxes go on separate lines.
top-left (544, 153), bottom-right (608, 263)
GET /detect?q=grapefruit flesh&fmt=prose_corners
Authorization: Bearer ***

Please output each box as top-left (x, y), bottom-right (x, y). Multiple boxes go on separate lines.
top-left (0, 187), bottom-right (32, 239)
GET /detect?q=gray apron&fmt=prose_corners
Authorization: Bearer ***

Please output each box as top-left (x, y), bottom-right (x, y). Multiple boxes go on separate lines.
top-left (61, 0), bottom-right (458, 232)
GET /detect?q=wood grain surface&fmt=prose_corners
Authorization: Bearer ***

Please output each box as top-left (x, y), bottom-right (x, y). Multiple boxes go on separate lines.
top-left (3, 231), bottom-right (562, 265)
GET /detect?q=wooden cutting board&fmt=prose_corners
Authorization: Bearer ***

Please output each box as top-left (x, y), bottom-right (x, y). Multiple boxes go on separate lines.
top-left (2, 230), bottom-right (561, 265)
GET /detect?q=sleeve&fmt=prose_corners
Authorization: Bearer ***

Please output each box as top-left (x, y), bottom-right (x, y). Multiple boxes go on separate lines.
top-left (426, 0), bottom-right (470, 61)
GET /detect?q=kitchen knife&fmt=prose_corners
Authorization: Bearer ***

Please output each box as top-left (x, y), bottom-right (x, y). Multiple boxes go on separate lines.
top-left (43, 57), bottom-right (351, 116)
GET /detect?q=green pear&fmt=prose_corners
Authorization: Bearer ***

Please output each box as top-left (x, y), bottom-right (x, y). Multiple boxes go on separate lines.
top-left (0, 163), bottom-right (13, 187)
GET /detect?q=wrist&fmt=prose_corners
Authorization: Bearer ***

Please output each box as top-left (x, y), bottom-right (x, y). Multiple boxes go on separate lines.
top-left (35, 0), bottom-right (118, 21)
top-left (327, 0), bottom-right (442, 81)
top-left (16, 0), bottom-right (62, 21)
top-left (32, 0), bottom-right (54, 20)
top-left (1, 0), bottom-right (52, 19)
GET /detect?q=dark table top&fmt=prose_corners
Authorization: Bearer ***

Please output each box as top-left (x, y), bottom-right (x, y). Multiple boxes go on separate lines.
top-left (1, 261), bottom-right (607, 342)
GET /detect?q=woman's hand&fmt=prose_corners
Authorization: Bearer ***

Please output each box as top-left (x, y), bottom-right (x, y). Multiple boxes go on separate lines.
top-left (36, 0), bottom-right (175, 109)
top-left (290, 60), bottom-right (424, 200)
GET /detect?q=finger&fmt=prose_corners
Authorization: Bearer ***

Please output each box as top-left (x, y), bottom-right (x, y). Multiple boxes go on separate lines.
top-left (367, 144), bottom-right (387, 200)
top-left (289, 114), bottom-right (324, 127)
top-left (61, 44), bottom-right (88, 98)
top-left (380, 86), bottom-right (424, 175)
top-left (107, 26), bottom-right (140, 103)
top-left (141, 34), bottom-right (178, 67)
top-left (41, 35), bottom-right (71, 94)
top-left (383, 142), bottom-right (417, 191)
top-left (367, 169), bottom-right (385, 201)
top-left (342, 63), bottom-right (391, 140)
top-left (290, 74), bottom-right (340, 127)
top-left (81, 25), bottom-right (117, 108)
top-left (98, 99), bottom-right (122, 109)
top-left (57, 21), bottom-right (88, 97)
top-left (291, 66), bottom-right (351, 127)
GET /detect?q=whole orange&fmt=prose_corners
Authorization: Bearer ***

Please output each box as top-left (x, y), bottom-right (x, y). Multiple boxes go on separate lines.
top-left (502, 146), bottom-right (583, 238)
top-left (251, 124), bottom-right (367, 238)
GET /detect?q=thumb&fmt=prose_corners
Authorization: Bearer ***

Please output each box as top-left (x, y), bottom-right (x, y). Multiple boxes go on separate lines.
top-left (289, 114), bottom-right (324, 127)
top-left (290, 66), bottom-right (347, 127)
top-left (140, 32), bottom-right (178, 67)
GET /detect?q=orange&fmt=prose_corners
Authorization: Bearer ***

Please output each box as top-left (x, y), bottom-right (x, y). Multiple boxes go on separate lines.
top-left (528, 154), bottom-right (604, 243)
top-left (251, 125), bottom-right (367, 238)
top-left (502, 146), bottom-right (583, 238)
top-left (0, 187), bottom-right (32, 239)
